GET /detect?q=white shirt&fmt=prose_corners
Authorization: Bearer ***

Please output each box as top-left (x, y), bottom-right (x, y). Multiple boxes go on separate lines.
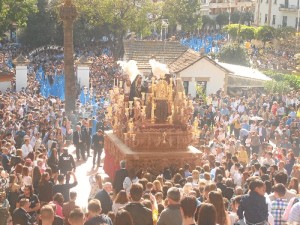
top-left (21, 143), bottom-right (33, 158)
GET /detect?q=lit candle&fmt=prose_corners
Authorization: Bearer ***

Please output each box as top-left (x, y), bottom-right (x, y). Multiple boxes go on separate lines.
top-left (119, 80), bottom-right (123, 88)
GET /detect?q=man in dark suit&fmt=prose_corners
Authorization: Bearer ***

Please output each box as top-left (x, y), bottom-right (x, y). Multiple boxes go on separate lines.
top-left (94, 182), bottom-right (113, 214)
top-left (81, 119), bottom-right (91, 157)
top-left (113, 160), bottom-right (128, 194)
top-left (91, 129), bottom-right (104, 167)
top-left (12, 198), bottom-right (34, 225)
top-left (73, 125), bottom-right (86, 161)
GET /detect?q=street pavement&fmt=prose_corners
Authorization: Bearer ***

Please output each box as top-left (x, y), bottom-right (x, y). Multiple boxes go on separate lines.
top-left (67, 145), bottom-right (108, 211)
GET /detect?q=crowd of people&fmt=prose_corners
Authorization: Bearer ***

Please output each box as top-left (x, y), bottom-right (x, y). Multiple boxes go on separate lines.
top-left (0, 39), bottom-right (299, 225)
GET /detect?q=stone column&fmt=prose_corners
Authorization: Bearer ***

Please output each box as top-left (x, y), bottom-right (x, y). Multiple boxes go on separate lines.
top-left (60, 0), bottom-right (77, 114)
top-left (13, 54), bottom-right (30, 92)
top-left (77, 55), bottom-right (92, 89)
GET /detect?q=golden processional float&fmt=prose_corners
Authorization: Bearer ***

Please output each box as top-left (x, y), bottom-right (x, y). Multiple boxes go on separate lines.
top-left (103, 60), bottom-right (202, 178)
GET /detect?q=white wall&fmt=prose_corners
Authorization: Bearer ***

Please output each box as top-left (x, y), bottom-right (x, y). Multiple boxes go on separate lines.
top-left (15, 65), bottom-right (27, 92)
top-left (178, 58), bottom-right (226, 97)
top-left (77, 66), bottom-right (90, 88)
top-left (0, 81), bottom-right (11, 92)
top-left (255, 0), bottom-right (298, 28)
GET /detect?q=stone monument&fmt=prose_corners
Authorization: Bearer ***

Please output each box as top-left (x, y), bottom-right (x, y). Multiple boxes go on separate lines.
top-left (59, 0), bottom-right (77, 114)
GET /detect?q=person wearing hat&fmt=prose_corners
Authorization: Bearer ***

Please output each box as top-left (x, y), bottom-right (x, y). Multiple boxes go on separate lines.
top-left (91, 129), bottom-right (104, 167)
top-left (157, 187), bottom-right (182, 225)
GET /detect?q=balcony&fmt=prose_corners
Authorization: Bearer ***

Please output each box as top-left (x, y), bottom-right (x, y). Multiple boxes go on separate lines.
top-left (279, 4), bottom-right (298, 12)
top-left (209, 1), bottom-right (253, 8)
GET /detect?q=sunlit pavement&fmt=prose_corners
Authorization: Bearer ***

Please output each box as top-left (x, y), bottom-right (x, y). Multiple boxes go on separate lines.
top-left (67, 145), bottom-right (109, 211)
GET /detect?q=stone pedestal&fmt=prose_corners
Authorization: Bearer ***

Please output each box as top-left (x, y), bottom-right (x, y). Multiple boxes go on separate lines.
top-left (77, 56), bottom-right (92, 88)
top-left (13, 54), bottom-right (29, 92)
top-left (104, 131), bottom-right (202, 179)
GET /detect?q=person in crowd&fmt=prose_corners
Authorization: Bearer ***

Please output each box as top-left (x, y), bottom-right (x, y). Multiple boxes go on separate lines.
top-left (237, 179), bottom-right (268, 225)
top-left (123, 183), bottom-right (153, 225)
top-left (68, 208), bottom-right (85, 225)
top-left (84, 199), bottom-right (112, 225)
top-left (38, 172), bottom-right (53, 205)
top-left (91, 129), bottom-right (104, 167)
top-left (123, 168), bottom-right (139, 194)
top-left (208, 191), bottom-right (230, 225)
top-left (88, 173), bottom-right (103, 201)
top-left (114, 209), bottom-right (134, 225)
top-left (180, 196), bottom-right (197, 225)
top-left (197, 203), bottom-right (217, 225)
top-left (13, 198), bottom-right (35, 225)
top-left (113, 160), bottom-right (128, 194)
top-left (58, 147), bottom-right (76, 175)
top-left (112, 190), bottom-right (129, 213)
top-left (269, 172), bottom-right (297, 201)
top-left (53, 172), bottom-right (78, 202)
top-left (40, 205), bottom-right (55, 225)
top-left (73, 125), bottom-right (86, 161)
top-left (270, 183), bottom-right (289, 225)
top-left (94, 182), bottom-right (113, 214)
top-left (17, 185), bottom-right (40, 221)
top-left (157, 187), bottom-right (182, 225)
top-left (63, 191), bottom-right (80, 225)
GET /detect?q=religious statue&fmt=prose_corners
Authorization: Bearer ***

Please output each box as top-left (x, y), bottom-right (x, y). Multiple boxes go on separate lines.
top-left (129, 75), bottom-right (142, 101)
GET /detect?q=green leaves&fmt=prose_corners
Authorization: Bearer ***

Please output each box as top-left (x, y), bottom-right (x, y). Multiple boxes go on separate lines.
top-left (0, 0), bottom-right (37, 38)
top-left (218, 43), bottom-right (250, 66)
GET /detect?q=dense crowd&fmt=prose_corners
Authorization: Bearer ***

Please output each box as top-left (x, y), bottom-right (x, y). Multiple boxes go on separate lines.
top-left (0, 41), bottom-right (299, 225)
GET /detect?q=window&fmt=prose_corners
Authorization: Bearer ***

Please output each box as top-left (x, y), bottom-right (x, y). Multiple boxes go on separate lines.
top-left (282, 16), bottom-right (287, 26)
top-left (183, 81), bottom-right (189, 95)
top-left (272, 15), bottom-right (276, 25)
top-left (284, 0), bottom-right (289, 7)
top-left (265, 14), bottom-right (268, 23)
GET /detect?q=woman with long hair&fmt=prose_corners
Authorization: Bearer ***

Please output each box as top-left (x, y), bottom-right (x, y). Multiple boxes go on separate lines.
top-left (114, 209), bottom-right (133, 225)
top-left (207, 191), bottom-right (230, 225)
top-left (32, 166), bottom-right (41, 195)
top-left (123, 168), bottom-right (139, 194)
top-left (197, 203), bottom-right (217, 225)
top-left (112, 190), bottom-right (129, 213)
top-left (38, 172), bottom-right (53, 204)
top-left (47, 148), bottom-right (59, 171)
top-left (288, 177), bottom-right (299, 194)
top-left (152, 180), bottom-right (163, 194)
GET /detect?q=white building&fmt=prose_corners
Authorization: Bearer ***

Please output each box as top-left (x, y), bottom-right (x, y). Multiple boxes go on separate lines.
top-left (199, 0), bottom-right (255, 17)
top-left (254, 0), bottom-right (299, 28)
top-left (169, 50), bottom-right (271, 97)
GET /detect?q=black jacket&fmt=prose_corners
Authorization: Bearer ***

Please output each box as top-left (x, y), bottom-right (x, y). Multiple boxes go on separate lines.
top-left (94, 190), bottom-right (112, 214)
top-left (12, 208), bottom-right (34, 225)
top-left (84, 215), bottom-right (112, 225)
top-left (58, 153), bottom-right (75, 174)
top-left (92, 133), bottom-right (104, 149)
top-left (237, 191), bottom-right (268, 224)
top-left (113, 168), bottom-right (128, 193)
top-left (123, 202), bottom-right (153, 225)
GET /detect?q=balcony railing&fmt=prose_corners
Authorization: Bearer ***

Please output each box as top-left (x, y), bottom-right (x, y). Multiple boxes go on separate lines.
top-left (279, 4), bottom-right (298, 12)
top-left (209, 1), bottom-right (253, 8)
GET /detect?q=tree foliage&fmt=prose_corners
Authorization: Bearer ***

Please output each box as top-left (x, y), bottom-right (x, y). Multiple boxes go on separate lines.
top-left (218, 43), bottom-right (250, 66)
top-left (255, 26), bottom-right (276, 43)
top-left (216, 12), bottom-right (229, 28)
top-left (0, 0), bottom-right (37, 38)
top-left (264, 70), bottom-right (300, 90)
top-left (20, 0), bottom-right (62, 48)
top-left (223, 24), bottom-right (255, 41)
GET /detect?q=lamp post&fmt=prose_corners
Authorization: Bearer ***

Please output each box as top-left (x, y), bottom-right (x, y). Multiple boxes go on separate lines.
top-left (59, 0), bottom-right (77, 115)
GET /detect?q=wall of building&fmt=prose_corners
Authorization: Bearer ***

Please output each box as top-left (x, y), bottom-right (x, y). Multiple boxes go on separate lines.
top-left (255, 0), bottom-right (299, 27)
top-left (178, 58), bottom-right (226, 97)
top-left (16, 65), bottom-right (27, 92)
top-left (77, 66), bottom-right (90, 88)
